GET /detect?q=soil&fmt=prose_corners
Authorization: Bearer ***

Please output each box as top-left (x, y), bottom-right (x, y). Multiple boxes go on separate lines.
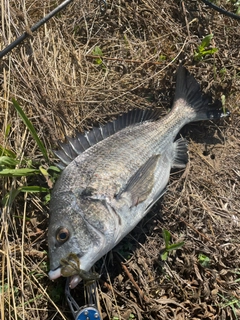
top-left (0, 1), bottom-right (240, 319)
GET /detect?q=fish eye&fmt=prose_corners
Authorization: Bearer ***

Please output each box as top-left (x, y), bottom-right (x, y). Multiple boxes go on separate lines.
top-left (56, 227), bottom-right (70, 243)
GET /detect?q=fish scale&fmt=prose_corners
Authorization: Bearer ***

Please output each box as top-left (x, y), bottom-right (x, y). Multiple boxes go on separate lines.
top-left (48, 65), bottom-right (229, 287)
top-left (67, 122), bottom-right (168, 193)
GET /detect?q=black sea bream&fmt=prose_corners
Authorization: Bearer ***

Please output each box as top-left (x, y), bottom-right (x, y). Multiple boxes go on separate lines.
top-left (48, 65), bottom-right (228, 287)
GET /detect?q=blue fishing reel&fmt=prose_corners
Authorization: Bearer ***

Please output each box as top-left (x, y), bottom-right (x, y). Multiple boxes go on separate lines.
top-left (65, 278), bottom-right (102, 320)
top-left (74, 306), bottom-right (101, 320)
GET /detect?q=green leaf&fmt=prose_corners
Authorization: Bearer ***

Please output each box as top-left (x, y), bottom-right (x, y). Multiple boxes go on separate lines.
top-left (0, 284), bottom-right (18, 294)
top-left (199, 34), bottom-right (213, 51)
top-left (160, 251), bottom-right (168, 261)
top-left (2, 189), bottom-right (21, 207)
top-left (18, 186), bottom-right (49, 193)
top-left (13, 215), bottom-right (31, 221)
top-left (2, 186), bottom-right (49, 207)
top-left (198, 253), bottom-right (210, 267)
top-left (5, 124), bottom-right (11, 137)
top-left (162, 229), bottom-right (171, 248)
top-left (92, 46), bottom-right (103, 56)
top-left (158, 54), bottom-right (166, 61)
top-left (95, 58), bottom-right (103, 65)
top-left (0, 168), bottom-right (40, 177)
top-left (166, 242), bottom-right (184, 251)
top-left (0, 145), bottom-right (16, 158)
top-left (12, 98), bottom-right (49, 162)
top-left (194, 34), bottom-right (218, 61)
top-left (0, 284), bottom-right (9, 294)
top-left (39, 166), bottom-right (49, 176)
top-left (0, 156), bottom-right (19, 167)
top-left (201, 48), bottom-right (218, 55)
top-left (44, 193), bottom-right (51, 204)
top-left (48, 165), bottom-right (61, 173)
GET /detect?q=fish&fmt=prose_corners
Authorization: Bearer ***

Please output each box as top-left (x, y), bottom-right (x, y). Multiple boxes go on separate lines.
top-left (48, 65), bottom-right (229, 288)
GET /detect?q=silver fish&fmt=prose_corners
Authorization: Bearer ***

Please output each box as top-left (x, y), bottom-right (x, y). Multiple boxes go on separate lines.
top-left (48, 65), bottom-right (228, 287)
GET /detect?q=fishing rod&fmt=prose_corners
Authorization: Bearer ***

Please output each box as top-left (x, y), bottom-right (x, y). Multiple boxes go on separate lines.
top-left (201, 0), bottom-right (240, 21)
top-left (0, 0), bottom-right (107, 59)
top-left (0, 0), bottom-right (238, 60)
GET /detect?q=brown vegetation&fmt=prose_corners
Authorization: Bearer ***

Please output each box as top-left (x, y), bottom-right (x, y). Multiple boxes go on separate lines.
top-left (0, 0), bottom-right (240, 319)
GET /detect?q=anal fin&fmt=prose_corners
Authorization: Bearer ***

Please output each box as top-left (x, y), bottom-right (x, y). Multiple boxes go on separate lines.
top-left (172, 138), bottom-right (188, 169)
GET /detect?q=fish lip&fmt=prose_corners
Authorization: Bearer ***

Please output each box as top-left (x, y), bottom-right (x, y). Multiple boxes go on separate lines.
top-left (48, 267), bottom-right (62, 280)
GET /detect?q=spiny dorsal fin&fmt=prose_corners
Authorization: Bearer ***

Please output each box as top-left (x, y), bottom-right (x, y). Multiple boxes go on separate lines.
top-left (53, 108), bottom-right (162, 169)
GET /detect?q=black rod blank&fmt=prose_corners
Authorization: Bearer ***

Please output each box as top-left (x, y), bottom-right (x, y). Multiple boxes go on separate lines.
top-left (201, 0), bottom-right (240, 21)
top-left (0, 0), bottom-right (74, 59)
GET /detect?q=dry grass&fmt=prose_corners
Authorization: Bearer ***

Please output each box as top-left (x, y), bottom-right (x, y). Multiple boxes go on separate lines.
top-left (1, 0), bottom-right (240, 319)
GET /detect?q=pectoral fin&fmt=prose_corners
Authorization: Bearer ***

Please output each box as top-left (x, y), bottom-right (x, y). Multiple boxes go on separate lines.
top-left (117, 155), bottom-right (160, 207)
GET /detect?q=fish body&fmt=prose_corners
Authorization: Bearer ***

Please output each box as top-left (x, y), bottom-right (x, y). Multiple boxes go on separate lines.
top-left (48, 65), bottom-right (228, 285)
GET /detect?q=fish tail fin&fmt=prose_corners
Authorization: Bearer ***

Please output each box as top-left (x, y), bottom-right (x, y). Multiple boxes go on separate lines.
top-left (173, 64), bottom-right (230, 121)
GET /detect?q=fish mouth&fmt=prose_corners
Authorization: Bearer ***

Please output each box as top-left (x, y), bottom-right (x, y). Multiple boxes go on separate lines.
top-left (48, 253), bottom-right (98, 288)
top-left (48, 253), bottom-right (82, 281)
top-left (48, 252), bottom-right (83, 282)
top-left (48, 267), bottom-right (62, 280)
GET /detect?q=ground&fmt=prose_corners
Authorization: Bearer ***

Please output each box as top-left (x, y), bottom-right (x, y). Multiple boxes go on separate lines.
top-left (0, 0), bottom-right (240, 319)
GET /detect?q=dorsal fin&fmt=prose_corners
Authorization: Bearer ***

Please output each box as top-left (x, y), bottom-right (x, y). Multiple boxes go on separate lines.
top-left (53, 108), bottom-right (162, 169)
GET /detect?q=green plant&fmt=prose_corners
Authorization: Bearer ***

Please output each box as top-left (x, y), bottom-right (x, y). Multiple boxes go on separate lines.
top-left (1, 99), bottom-right (60, 207)
top-left (218, 293), bottom-right (240, 320)
top-left (92, 45), bottom-right (105, 67)
top-left (198, 253), bottom-right (211, 267)
top-left (194, 34), bottom-right (218, 61)
top-left (12, 98), bottom-right (49, 161)
top-left (160, 229), bottom-right (184, 261)
top-left (158, 54), bottom-right (166, 61)
top-left (0, 284), bottom-right (19, 295)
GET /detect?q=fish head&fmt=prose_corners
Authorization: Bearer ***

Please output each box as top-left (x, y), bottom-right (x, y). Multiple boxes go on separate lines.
top-left (48, 191), bottom-right (106, 284)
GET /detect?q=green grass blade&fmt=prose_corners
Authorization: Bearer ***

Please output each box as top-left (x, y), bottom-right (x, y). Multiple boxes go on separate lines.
top-left (160, 251), bottom-right (168, 261)
top-left (162, 229), bottom-right (171, 248)
top-left (2, 189), bottom-right (21, 207)
top-left (48, 165), bottom-right (61, 173)
top-left (2, 186), bottom-right (49, 207)
top-left (199, 34), bottom-right (213, 51)
top-left (0, 156), bottom-right (19, 167)
top-left (12, 98), bottom-right (49, 162)
top-left (0, 145), bottom-right (16, 158)
top-left (0, 168), bottom-right (40, 177)
top-left (167, 242), bottom-right (185, 251)
top-left (18, 186), bottom-right (49, 193)
top-left (4, 123), bottom-right (11, 137)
